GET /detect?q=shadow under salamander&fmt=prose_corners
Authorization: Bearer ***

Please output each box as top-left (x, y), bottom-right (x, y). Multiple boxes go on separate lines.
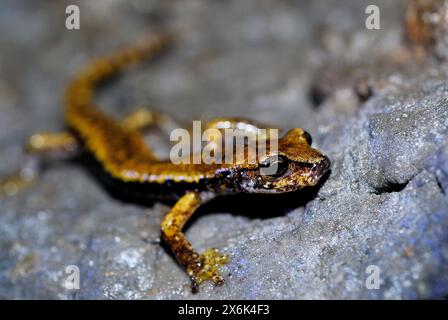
top-left (78, 153), bottom-right (330, 223)
top-left (69, 155), bottom-right (330, 266)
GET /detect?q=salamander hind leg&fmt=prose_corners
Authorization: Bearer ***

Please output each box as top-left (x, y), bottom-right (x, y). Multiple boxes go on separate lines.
top-left (25, 132), bottom-right (78, 156)
top-left (1, 132), bottom-right (79, 197)
top-left (0, 156), bottom-right (38, 197)
top-left (122, 109), bottom-right (182, 135)
top-left (160, 191), bottom-right (229, 293)
top-left (122, 109), bottom-right (161, 132)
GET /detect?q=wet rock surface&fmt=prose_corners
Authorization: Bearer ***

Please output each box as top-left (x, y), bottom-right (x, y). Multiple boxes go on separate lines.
top-left (0, 0), bottom-right (447, 299)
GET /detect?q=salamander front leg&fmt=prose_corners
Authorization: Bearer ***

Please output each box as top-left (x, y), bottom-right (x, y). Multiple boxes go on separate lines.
top-left (1, 132), bottom-right (79, 197)
top-left (160, 191), bottom-right (229, 293)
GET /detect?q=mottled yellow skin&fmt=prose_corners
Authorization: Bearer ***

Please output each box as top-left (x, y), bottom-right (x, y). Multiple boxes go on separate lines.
top-left (1, 33), bottom-right (330, 292)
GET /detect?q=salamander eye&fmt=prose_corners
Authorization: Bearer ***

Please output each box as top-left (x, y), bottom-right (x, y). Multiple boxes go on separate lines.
top-left (260, 155), bottom-right (289, 178)
top-left (303, 131), bottom-right (312, 145)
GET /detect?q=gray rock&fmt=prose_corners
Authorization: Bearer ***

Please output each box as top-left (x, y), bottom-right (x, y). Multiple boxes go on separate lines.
top-left (0, 0), bottom-right (447, 299)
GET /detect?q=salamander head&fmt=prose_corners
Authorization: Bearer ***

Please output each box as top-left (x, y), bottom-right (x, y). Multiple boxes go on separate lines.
top-left (237, 128), bottom-right (330, 193)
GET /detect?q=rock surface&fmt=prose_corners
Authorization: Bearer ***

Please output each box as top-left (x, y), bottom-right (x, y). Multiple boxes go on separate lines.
top-left (0, 0), bottom-right (447, 299)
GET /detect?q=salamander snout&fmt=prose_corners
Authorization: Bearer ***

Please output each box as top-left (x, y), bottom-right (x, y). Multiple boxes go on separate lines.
top-left (310, 155), bottom-right (331, 183)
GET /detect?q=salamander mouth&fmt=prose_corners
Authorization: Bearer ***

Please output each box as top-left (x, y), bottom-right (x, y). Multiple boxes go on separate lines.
top-left (308, 156), bottom-right (331, 183)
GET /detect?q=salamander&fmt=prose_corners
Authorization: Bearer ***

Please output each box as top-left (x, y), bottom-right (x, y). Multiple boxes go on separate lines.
top-left (0, 33), bottom-right (330, 292)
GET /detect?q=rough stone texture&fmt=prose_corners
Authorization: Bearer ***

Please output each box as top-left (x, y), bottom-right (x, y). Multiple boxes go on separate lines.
top-left (1, 0), bottom-right (447, 299)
